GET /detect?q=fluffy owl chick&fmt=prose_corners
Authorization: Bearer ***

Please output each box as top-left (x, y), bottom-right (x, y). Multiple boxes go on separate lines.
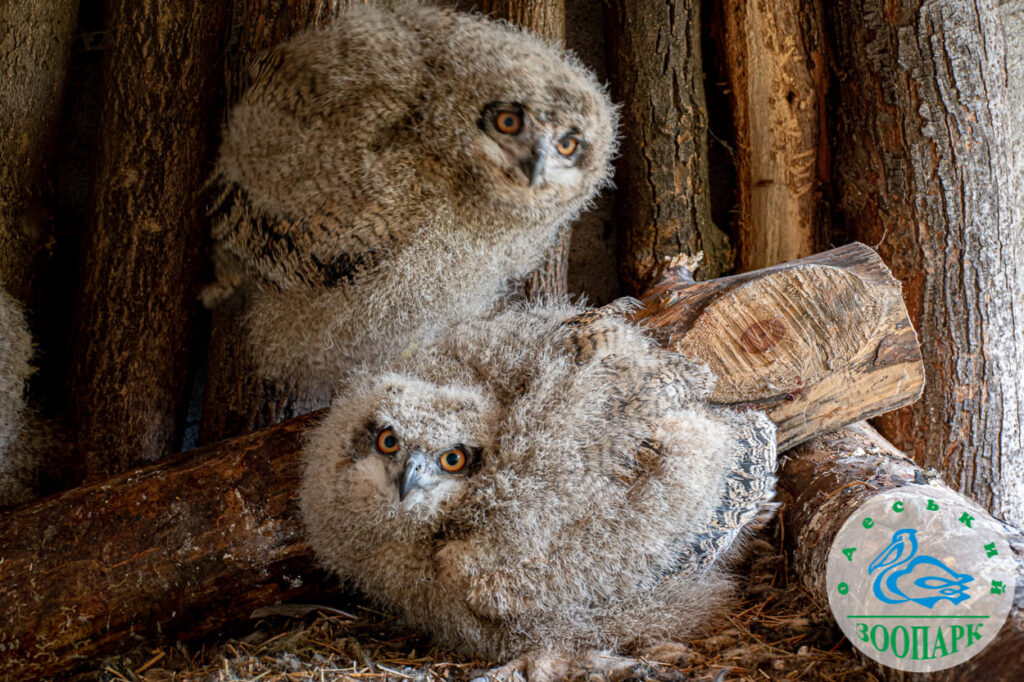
top-left (0, 289), bottom-right (47, 507)
top-left (207, 4), bottom-right (617, 395)
top-left (301, 302), bottom-right (777, 679)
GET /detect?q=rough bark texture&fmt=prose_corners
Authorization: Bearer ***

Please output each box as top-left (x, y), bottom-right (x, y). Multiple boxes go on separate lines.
top-left (0, 245), bottom-right (924, 678)
top-left (606, 0), bottom-right (732, 292)
top-left (717, 0), bottom-right (827, 271)
top-left (0, 0), bottom-right (78, 303)
top-left (828, 0), bottom-right (1024, 525)
top-left (69, 2), bottom-right (228, 475)
top-left (781, 422), bottom-right (1024, 681)
top-left (635, 242), bottom-right (924, 450)
top-left (200, 1), bottom-right (359, 446)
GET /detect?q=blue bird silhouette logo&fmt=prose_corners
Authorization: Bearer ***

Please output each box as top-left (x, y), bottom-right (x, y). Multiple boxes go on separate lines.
top-left (868, 528), bottom-right (974, 608)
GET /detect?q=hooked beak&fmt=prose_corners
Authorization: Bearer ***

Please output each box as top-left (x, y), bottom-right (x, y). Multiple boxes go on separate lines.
top-left (398, 450), bottom-right (429, 501)
top-left (520, 145), bottom-right (548, 187)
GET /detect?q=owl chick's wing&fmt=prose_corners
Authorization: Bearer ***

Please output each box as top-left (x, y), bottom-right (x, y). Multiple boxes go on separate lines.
top-left (667, 408), bottom-right (777, 575)
top-left (207, 5), bottom-right (427, 296)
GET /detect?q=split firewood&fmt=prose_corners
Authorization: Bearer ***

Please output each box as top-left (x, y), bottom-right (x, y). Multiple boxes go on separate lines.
top-left (781, 423), bottom-right (1024, 681)
top-left (0, 242), bottom-right (924, 678)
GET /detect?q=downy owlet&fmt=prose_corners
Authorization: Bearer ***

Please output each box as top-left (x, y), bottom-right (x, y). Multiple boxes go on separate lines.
top-left (0, 288), bottom-right (49, 507)
top-left (301, 301), bottom-right (778, 680)
top-left (205, 4), bottom-right (617, 396)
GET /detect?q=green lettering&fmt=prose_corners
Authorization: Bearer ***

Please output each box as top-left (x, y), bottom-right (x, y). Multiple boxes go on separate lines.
top-left (927, 499), bottom-right (939, 510)
top-left (856, 623), bottom-right (869, 642)
top-left (985, 542), bottom-right (998, 557)
top-left (992, 580), bottom-right (1006, 595)
top-left (842, 548), bottom-right (856, 562)
top-left (891, 625), bottom-right (910, 658)
top-left (911, 626), bottom-right (931, 660)
top-left (931, 626), bottom-right (949, 658)
top-left (959, 512), bottom-right (974, 528)
top-left (863, 517), bottom-right (874, 529)
top-left (870, 624), bottom-right (889, 652)
top-left (893, 500), bottom-right (904, 512)
top-left (838, 582), bottom-right (849, 595)
top-left (950, 625), bottom-right (964, 654)
top-left (967, 623), bottom-right (983, 646)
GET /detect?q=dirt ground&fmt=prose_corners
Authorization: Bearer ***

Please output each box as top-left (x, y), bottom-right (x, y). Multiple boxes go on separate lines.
top-left (93, 519), bottom-right (879, 681)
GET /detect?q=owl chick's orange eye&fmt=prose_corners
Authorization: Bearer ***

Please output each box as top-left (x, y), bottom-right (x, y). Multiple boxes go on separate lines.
top-left (376, 429), bottom-right (400, 454)
top-left (556, 134), bottom-right (580, 157)
top-left (439, 448), bottom-right (467, 472)
top-left (495, 111), bottom-right (522, 135)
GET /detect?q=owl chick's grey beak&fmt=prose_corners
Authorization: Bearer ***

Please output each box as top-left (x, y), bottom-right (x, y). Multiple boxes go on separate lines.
top-left (399, 450), bottom-right (431, 501)
top-left (521, 145), bottom-right (548, 187)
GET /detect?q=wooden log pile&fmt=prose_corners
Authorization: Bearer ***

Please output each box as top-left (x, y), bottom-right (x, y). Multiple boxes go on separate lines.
top-left (0, 242), bottom-right (927, 678)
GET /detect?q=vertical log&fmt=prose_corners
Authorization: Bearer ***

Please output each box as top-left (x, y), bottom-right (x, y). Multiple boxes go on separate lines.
top-left (828, 0), bottom-right (1024, 524)
top-left (606, 0), bottom-right (732, 292)
top-left (0, 1), bottom-right (78, 303)
top-left (70, 2), bottom-right (228, 475)
top-left (716, 0), bottom-right (827, 271)
top-left (200, 1), bottom-right (363, 445)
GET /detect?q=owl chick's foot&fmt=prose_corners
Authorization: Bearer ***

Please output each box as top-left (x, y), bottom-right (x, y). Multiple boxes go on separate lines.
top-left (474, 649), bottom-right (644, 682)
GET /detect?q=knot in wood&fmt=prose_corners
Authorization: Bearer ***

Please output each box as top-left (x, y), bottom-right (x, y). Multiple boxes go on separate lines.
top-left (739, 318), bottom-right (787, 354)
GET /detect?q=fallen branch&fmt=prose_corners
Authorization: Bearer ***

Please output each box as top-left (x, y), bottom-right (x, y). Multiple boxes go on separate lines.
top-left (0, 242), bottom-right (924, 677)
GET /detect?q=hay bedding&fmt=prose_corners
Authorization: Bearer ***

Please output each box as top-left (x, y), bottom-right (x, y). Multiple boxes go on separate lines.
top-left (91, 521), bottom-right (877, 682)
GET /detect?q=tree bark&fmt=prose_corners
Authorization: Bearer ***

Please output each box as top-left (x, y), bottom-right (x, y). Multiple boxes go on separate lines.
top-left (606, 0), bottom-right (732, 292)
top-left (0, 244), bottom-right (924, 678)
top-left (715, 0), bottom-right (827, 271)
top-left (0, 0), bottom-right (78, 303)
top-left (781, 422), bottom-right (1024, 681)
top-left (68, 2), bottom-right (228, 476)
top-left (827, 0), bottom-right (1024, 525)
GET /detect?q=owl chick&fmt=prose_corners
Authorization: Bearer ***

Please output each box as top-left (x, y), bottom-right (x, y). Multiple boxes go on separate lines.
top-left (206, 4), bottom-right (617, 396)
top-left (0, 288), bottom-right (48, 507)
top-left (301, 301), bottom-right (777, 680)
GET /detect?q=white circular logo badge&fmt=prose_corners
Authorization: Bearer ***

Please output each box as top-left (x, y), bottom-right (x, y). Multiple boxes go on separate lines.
top-left (827, 485), bottom-right (1015, 672)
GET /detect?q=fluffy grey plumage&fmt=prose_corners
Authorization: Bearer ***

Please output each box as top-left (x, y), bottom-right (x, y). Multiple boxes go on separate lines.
top-left (301, 301), bottom-right (777, 678)
top-left (206, 4), bottom-right (617, 395)
top-left (0, 288), bottom-right (45, 507)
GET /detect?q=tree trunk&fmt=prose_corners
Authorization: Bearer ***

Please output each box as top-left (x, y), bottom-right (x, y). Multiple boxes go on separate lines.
top-left (69, 2), bottom-right (228, 476)
top-left (781, 422), bottom-right (1024, 681)
top-left (606, 0), bottom-right (732, 291)
top-left (827, 0), bottom-right (1024, 525)
top-left (0, 244), bottom-right (924, 679)
top-left (715, 0), bottom-right (827, 271)
top-left (0, 0), bottom-right (78, 303)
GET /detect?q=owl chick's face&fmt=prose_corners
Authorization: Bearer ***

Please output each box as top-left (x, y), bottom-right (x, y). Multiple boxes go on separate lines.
top-left (476, 101), bottom-right (587, 190)
top-left (316, 374), bottom-right (497, 531)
